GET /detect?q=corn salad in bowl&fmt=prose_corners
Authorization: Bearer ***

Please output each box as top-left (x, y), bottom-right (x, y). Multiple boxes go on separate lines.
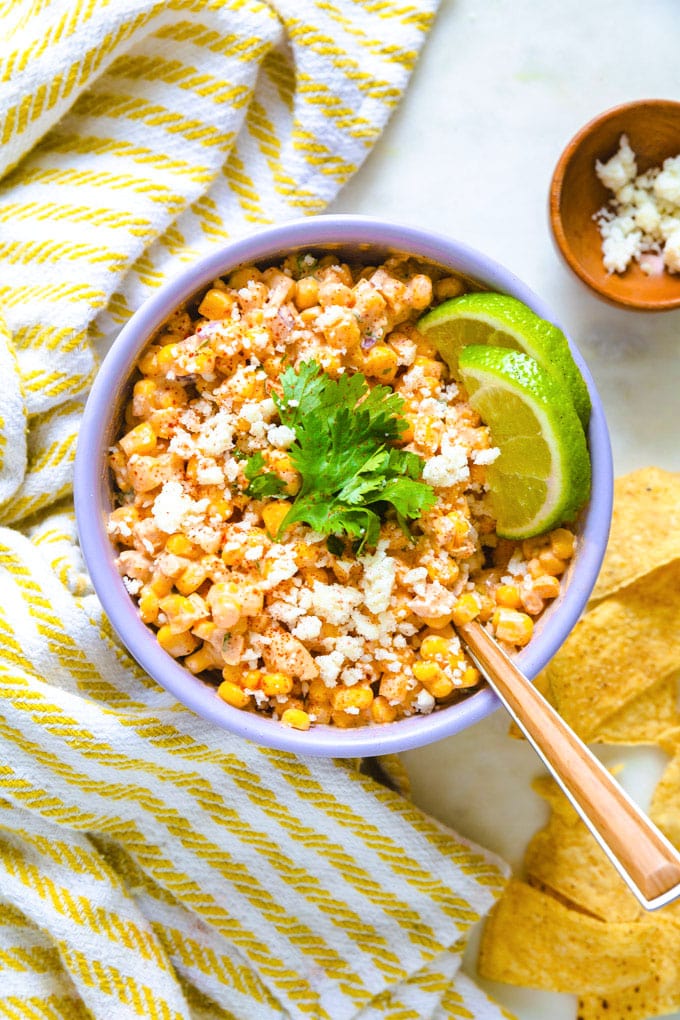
top-left (75, 217), bottom-right (612, 756)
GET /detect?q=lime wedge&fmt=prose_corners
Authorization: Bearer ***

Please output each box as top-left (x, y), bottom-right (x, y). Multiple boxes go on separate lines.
top-left (417, 292), bottom-right (591, 428)
top-left (458, 345), bottom-right (591, 539)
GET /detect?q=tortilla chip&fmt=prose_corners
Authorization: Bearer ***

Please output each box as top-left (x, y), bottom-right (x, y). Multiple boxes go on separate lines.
top-left (576, 918), bottom-right (680, 1020)
top-left (531, 772), bottom-right (580, 824)
top-left (649, 738), bottom-right (680, 850)
top-left (525, 780), bottom-right (642, 922)
top-left (478, 880), bottom-right (657, 993)
top-left (589, 466), bottom-right (680, 605)
top-left (591, 671), bottom-right (680, 745)
top-left (577, 966), bottom-right (680, 1020)
top-left (659, 726), bottom-right (680, 753)
top-left (479, 467), bottom-right (680, 1019)
top-left (544, 560), bottom-right (680, 741)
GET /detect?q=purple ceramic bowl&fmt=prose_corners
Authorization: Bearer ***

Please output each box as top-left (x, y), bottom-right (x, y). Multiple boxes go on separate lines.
top-left (74, 215), bottom-right (613, 757)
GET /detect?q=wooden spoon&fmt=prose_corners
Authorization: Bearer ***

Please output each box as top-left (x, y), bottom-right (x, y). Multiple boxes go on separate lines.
top-left (458, 620), bottom-right (680, 911)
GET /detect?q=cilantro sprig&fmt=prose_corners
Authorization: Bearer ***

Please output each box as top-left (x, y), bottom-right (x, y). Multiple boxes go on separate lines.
top-left (243, 452), bottom-right (287, 499)
top-left (244, 361), bottom-right (436, 549)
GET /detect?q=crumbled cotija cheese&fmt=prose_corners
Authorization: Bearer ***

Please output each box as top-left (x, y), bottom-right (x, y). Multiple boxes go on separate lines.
top-left (291, 615), bottom-right (322, 641)
top-left (309, 581), bottom-right (364, 627)
top-left (422, 435), bottom-right (470, 489)
top-left (359, 540), bottom-right (396, 614)
top-left (151, 481), bottom-right (194, 534)
top-left (472, 446), bottom-right (500, 466)
top-left (594, 134), bottom-right (680, 274)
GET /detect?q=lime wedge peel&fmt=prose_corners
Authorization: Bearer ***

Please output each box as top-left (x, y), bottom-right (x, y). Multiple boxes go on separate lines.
top-left (458, 345), bottom-right (591, 539)
top-left (417, 291), bottom-right (591, 428)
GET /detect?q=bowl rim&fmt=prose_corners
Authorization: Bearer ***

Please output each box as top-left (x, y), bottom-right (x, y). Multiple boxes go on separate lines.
top-left (549, 98), bottom-right (680, 311)
top-left (74, 213), bottom-right (613, 757)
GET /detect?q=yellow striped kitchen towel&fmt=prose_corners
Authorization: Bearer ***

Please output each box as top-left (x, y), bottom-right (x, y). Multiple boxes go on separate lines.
top-left (0, 2), bottom-right (513, 1017)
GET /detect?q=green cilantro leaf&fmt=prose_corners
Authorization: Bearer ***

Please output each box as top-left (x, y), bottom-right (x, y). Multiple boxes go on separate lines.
top-left (260, 362), bottom-right (437, 549)
top-left (273, 361), bottom-right (328, 429)
top-left (244, 452), bottom-right (287, 499)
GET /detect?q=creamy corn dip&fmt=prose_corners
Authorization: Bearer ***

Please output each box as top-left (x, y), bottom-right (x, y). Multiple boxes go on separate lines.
top-left (108, 252), bottom-right (575, 730)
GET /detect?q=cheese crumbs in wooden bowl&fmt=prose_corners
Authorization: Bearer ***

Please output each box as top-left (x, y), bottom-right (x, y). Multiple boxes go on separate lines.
top-left (549, 99), bottom-right (680, 310)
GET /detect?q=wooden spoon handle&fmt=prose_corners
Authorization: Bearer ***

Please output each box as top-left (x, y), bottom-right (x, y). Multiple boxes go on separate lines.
top-left (458, 620), bottom-right (680, 909)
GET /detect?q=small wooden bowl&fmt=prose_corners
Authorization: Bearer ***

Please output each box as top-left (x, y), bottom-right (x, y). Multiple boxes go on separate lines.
top-left (549, 99), bottom-right (680, 311)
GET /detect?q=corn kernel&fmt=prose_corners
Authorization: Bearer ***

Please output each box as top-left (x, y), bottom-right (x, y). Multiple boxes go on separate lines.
top-left (217, 679), bottom-right (251, 709)
top-left (184, 644), bottom-right (219, 674)
top-left (527, 557), bottom-right (544, 578)
top-left (331, 708), bottom-right (363, 729)
top-left (166, 533), bottom-right (199, 558)
top-left (321, 308), bottom-right (361, 349)
top-left (261, 672), bottom-right (294, 697)
top-left (262, 500), bottom-right (292, 539)
top-left (477, 593), bottom-right (496, 623)
top-left (138, 589), bottom-right (159, 625)
top-left (156, 625), bottom-right (199, 658)
top-left (424, 557), bottom-right (459, 586)
top-left (459, 666), bottom-right (481, 688)
top-left (198, 287), bottom-right (235, 320)
top-left (406, 274), bottom-right (433, 310)
top-left (378, 672), bottom-right (409, 704)
top-left (494, 584), bottom-right (522, 609)
top-left (370, 696), bottom-right (398, 724)
top-left (531, 574), bottom-right (562, 600)
top-left (206, 583), bottom-right (241, 629)
top-left (492, 608), bottom-right (534, 647)
top-left (308, 679), bottom-right (331, 704)
top-left (331, 686), bottom-right (373, 712)
top-left (206, 495), bottom-right (233, 521)
top-left (174, 562), bottom-right (209, 596)
top-left (318, 280), bottom-right (353, 308)
top-left (294, 276), bottom-right (319, 310)
top-left (242, 669), bottom-right (263, 690)
top-left (413, 416), bottom-right (444, 455)
top-left (419, 613), bottom-right (453, 629)
top-left (149, 572), bottom-right (174, 598)
top-left (155, 342), bottom-right (182, 373)
top-left (119, 421), bottom-right (157, 457)
top-left (240, 587), bottom-right (264, 617)
top-left (419, 635), bottom-right (451, 661)
top-left (413, 660), bottom-right (442, 685)
top-left (281, 707), bottom-right (311, 730)
top-left (434, 275), bottom-right (466, 301)
top-left (299, 304), bottom-right (322, 326)
top-left (550, 528), bottom-right (576, 561)
top-left (451, 592), bottom-right (482, 626)
top-left (228, 266), bottom-right (261, 289)
top-left (425, 672), bottom-right (455, 699)
top-left (158, 593), bottom-right (208, 634)
top-left (132, 377), bottom-right (158, 417)
top-left (127, 453), bottom-right (182, 493)
top-left (538, 549), bottom-right (567, 576)
top-left (362, 344), bottom-right (399, 382)
top-left (520, 586), bottom-right (545, 615)
top-left (445, 511), bottom-right (470, 547)
top-left (137, 345), bottom-right (162, 376)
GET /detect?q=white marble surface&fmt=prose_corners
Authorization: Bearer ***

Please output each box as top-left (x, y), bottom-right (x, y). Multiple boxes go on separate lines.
top-left (330, 1), bottom-right (680, 1017)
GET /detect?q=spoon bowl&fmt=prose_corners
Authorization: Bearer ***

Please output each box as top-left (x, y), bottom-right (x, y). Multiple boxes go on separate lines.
top-left (549, 99), bottom-right (680, 311)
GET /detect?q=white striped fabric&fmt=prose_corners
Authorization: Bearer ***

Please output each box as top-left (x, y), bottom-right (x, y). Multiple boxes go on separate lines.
top-left (0, 2), bottom-right (514, 1017)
